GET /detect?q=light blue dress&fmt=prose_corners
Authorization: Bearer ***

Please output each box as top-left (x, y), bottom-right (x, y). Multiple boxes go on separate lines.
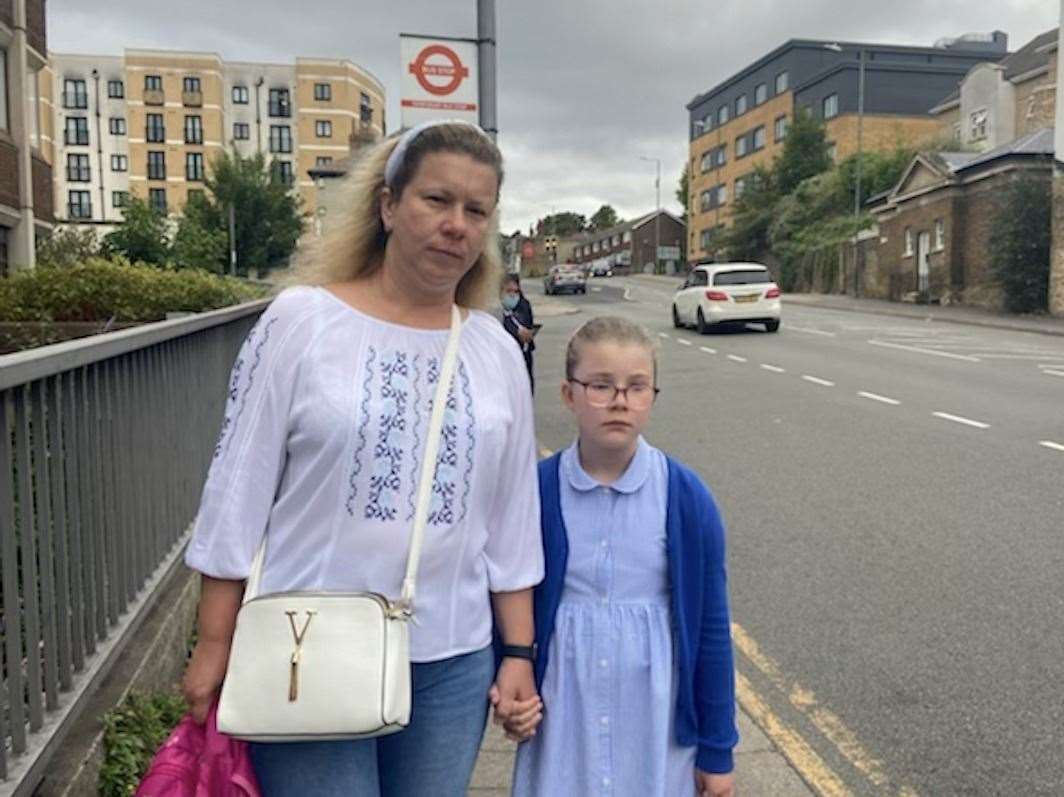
top-left (512, 438), bottom-right (697, 797)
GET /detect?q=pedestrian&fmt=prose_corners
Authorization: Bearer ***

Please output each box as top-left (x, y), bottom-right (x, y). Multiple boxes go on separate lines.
top-left (504, 316), bottom-right (738, 797)
top-left (499, 273), bottom-right (537, 392)
top-left (180, 120), bottom-right (544, 797)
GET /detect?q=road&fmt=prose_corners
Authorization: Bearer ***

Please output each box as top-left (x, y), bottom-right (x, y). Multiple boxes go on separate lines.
top-left (524, 275), bottom-right (1064, 796)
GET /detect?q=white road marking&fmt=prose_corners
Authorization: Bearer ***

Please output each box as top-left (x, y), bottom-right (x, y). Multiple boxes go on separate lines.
top-left (802, 375), bottom-right (835, 387)
top-left (788, 325), bottom-right (837, 337)
top-left (591, 286), bottom-right (602, 293)
top-left (677, 338), bottom-right (692, 346)
top-left (857, 391), bottom-right (901, 406)
top-left (659, 333), bottom-right (670, 339)
top-left (1042, 369), bottom-right (1064, 377)
top-left (1037, 363), bottom-right (1064, 369)
top-left (760, 364), bottom-right (786, 373)
top-left (727, 354), bottom-right (748, 363)
top-left (700, 346), bottom-right (717, 355)
top-left (868, 339), bottom-right (981, 362)
top-left (1039, 441), bottom-right (1064, 453)
top-left (932, 412), bottom-right (990, 430)
top-left (623, 287), bottom-right (635, 301)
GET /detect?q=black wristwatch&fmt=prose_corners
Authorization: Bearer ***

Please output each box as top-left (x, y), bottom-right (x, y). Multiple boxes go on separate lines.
top-left (501, 643), bottom-right (537, 662)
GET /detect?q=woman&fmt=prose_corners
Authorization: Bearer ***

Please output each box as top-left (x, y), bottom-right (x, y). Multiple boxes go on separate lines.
top-left (181, 121), bottom-right (544, 796)
top-left (499, 273), bottom-right (536, 392)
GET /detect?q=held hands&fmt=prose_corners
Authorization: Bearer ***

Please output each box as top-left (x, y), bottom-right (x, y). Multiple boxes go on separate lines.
top-left (516, 326), bottom-right (535, 346)
top-left (696, 769), bottom-right (736, 797)
top-left (488, 658), bottom-right (543, 742)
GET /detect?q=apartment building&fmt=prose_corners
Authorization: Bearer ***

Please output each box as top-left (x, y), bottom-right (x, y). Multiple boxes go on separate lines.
top-left (685, 34), bottom-right (1009, 262)
top-left (0, 0), bottom-right (52, 274)
top-left (45, 48), bottom-right (385, 231)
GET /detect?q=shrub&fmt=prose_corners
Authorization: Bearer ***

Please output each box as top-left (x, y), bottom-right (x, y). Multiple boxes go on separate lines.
top-left (98, 691), bottom-right (187, 797)
top-left (989, 176), bottom-right (1051, 313)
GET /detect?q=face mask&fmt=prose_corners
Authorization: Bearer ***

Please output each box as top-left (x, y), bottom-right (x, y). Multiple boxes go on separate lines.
top-left (501, 294), bottom-right (519, 311)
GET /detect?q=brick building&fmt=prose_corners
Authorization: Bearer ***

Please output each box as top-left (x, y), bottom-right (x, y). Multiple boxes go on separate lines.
top-left (568, 210), bottom-right (686, 274)
top-left (867, 128), bottom-right (1052, 307)
top-left (0, 0), bottom-right (53, 274)
top-left (685, 33), bottom-right (1009, 264)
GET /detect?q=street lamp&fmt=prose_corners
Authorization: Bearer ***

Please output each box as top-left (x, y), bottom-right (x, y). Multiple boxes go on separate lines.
top-left (639, 155), bottom-right (661, 274)
top-left (824, 42), bottom-right (865, 296)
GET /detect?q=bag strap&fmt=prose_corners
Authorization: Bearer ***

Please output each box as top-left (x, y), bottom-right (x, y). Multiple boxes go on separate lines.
top-left (243, 305), bottom-right (463, 605)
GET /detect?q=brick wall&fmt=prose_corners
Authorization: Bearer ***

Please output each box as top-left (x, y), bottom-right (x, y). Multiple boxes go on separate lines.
top-left (826, 114), bottom-right (942, 161)
top-left (1014, 67), bottom-right (1055, 136)
top-left (32, 154), bottom-right (53, 222)
top-left (26, 0), bottom-right (46, 56)
top-left (0, 138), bottom-right (19, 211)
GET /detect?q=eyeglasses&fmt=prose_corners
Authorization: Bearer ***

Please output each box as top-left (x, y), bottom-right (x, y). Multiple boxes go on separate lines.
top-left (568, 378), bottom-right (660, 409)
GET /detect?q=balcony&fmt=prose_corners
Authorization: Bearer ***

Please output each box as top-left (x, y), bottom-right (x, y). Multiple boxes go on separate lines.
top-left (64, 131), bottom-right (89, 146)
top-left (268, 101), bottom-right (291, 118)
top-left (65, 166), bottom-right (91, 182)
top-left (144, 89), bottom-right (165, 106)
top-left (145, 127), bottom-right (166, 144)
top-left (62, 92), bottom-right (88, 110)
top-left (182, 90), bottom-right (203, 108)
top-left (67, 202), bottom-right (93, 220)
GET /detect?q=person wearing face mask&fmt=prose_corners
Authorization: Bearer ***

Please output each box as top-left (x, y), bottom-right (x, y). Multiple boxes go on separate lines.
top-left (499, 273), bottom-right (537, 393)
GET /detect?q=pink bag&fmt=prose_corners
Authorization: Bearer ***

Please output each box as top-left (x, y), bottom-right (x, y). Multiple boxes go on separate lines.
top-left (135, 702), bottom-right (260, 797)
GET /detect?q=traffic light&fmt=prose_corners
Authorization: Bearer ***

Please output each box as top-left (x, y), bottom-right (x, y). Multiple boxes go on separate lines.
top-left (544, 235), bottom-right (558, 264)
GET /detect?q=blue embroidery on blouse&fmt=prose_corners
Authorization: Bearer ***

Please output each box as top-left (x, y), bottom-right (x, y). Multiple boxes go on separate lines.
top-left (346, 346), bottom-right (376, 516)
top-left (364, 350), bottom-right (412, 522)
top-left (405, 354), bottom-right (423, 522)
top-left (459, 364), bottom-right (475, 522)
top-left (214, 317), bottom-right (275, 459)
top-left (428, 373), bottom-right (459, 526)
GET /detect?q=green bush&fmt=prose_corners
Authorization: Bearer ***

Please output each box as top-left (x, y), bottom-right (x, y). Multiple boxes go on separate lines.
top-left (989, 176), bottom-right (1051, 314)
top-left (0, 258), bottom-right (267, 322)
top-left (98, 691), bottom-right (187, 797)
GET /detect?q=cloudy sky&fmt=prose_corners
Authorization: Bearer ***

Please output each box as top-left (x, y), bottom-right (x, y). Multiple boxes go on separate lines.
top-left (49, 0), bottom-right (1059, 234)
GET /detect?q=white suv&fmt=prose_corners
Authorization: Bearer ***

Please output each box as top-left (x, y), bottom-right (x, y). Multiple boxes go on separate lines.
top-left (672, 263), bottom-right (781, 333)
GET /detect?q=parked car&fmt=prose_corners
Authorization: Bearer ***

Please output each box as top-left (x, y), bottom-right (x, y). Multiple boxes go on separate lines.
top-left (544, 264), bottom-right (587, 295)
top-left (671, 263), bottom-right (781, 333)
top-left (589, 262), bottom-right (614, 277)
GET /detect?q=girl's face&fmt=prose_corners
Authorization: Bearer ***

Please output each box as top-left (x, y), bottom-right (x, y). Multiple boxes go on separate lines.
top-left (562, 341), bottom-right (656, 453)
top-left (380, 151), bottom-right (498, 294)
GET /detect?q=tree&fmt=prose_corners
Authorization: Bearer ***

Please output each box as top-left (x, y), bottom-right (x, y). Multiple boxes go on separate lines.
top-left (101, 198), bottom-right (171, 265)
top-left (170, 192), bottom-right (229, 272)
top-left (589, 205), bottom-right (621, 231)
top-left (989, 176), bottom-right (1051, 313)
top-left (774, 109), bottom-right (832, 195)
top-left (538, 212), bottom-right (587, 236)
top-left (36, 225), bottom-right (101, 268)
top-left (206, 150), bottom-right (305, 276)
top-left (719, 166), bottom-right (778, 262)
top-left (676, 164), bottom-right (690, 224)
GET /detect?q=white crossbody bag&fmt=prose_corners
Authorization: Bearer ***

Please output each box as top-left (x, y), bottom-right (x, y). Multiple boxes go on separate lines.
top-left (217, 305), bottom-right (463, 742)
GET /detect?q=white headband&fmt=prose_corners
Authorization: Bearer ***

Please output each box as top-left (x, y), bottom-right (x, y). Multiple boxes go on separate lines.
top-left (383, 119), bottom-right (492, 187)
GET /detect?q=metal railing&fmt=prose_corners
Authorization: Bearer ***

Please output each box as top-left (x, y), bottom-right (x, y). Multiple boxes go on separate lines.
top-left (0, 298), bottom-right (270, 791)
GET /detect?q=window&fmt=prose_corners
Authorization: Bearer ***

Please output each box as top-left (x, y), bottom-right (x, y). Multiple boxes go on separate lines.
top-left (186, 152), bottom-right (205, 181)
top-left (754, 83), bottom-right (767, 106)
top-left (147, 150), bottom-right (166, 180)
top-left (736, 135), bottom-right (748, 158)
top-left (775, 71), bottom-right (789, 94)
top-left (232, 85), bottom-right (249, 104)
top-left (112, 190), bottom-right (129, 208)
top-left (714, 268), bottom-right (771, 286)
top-left (752, 126), bottom-right (766, 151)
top-left (823, 94), bottom-right (839, 120)
top-left (700, 190), bottom-right (712, 212)
top-left (717, 184), bottom-right (728, 205)
top-left (952, 122), bottom-right (961, 142)
top-left (64, 116), bottom-right (89, 145)
top-left (269, 88), bottom-right (291, 117)
top-left (774, 115), bottom-right (788, 141)
top-left (714, 146), bottom-right (727, 167)
top-left (149, 188), bottom-right (167, 214)
top-left (66, 153), bottom-right (91, 182)
top-left (691, 270), bottom-right (709, 287)
top-left (109, 116), bottom-right (126, 135)
top-left (63, 78), bottom-right (88, 109)
top-left (269, 125), bottom-right (292, 153)
top-left (315, 156), bottom-right (333, 167)
top-left (107, 79), bottom-right (124, 99)
top-left (735, 94), bottom-right (747, 116)
top-left (0, 51), bottom-right (7, 131)
top-left (717, 105), bottom-right (729, 125)
top-left (183, 76), bottom-right (201, 93)
top-left (68, 190), bottom-right (92, 219)
top-left (146, 113), bottom-right (165, 142)
top-left (700, 152), bottom-right (713, 173)
top-left (934, 219), bottom-right (945, 251)
top-left (904, 227), bottom-right (914, 257)
top-left (314, 82), bottom-right (332, 101)
top-left (315, 119), bottom-right (332, 138)
top-left (360, 92), bottom-right (372, 123)
top-left (735, 175), bottom-right (748, 199)
top-left (700, 229), bottom-right (713, 250)
top-left (110, 154), bottom-right (127, 172)
top-left (271, 159), bottom-right (294, 185)
top-left (184, 115), bottom-right (203, 144)
top-left (144, 74), bottom-right (163, 91)
top-left (233, 122), bottom-right (250, 140)
top-left (187, 189), bottom-right (205, 205)
top-left (969, 108), bottom-right (988, 141)
top-left (622, 231), bottom-right (631, 243)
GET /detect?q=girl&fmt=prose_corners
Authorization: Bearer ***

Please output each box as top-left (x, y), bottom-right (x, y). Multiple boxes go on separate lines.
top-left (509, 316), bottom-right (738, 797)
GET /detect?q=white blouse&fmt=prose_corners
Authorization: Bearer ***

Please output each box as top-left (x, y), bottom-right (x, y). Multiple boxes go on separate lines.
top-left (186, 286), bottom-right (544, 662)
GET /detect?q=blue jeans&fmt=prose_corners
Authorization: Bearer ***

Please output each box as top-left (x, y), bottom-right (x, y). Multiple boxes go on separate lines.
top-left (249, 645), bottom-right (495, 797)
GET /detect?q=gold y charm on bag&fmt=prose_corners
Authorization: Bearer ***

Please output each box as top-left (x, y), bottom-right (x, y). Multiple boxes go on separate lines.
top-left (285, 610), bottom-right (316, 702)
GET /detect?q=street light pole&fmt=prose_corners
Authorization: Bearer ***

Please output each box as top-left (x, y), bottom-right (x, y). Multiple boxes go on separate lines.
top-left (477, 0), bottom-right (497, 140)
top-left (640, 156), bottom-right (661, 274)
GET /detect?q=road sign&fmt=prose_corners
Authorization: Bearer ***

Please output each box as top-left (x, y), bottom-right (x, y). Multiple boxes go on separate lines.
top-left (400, 35), bottom-right (479, 127)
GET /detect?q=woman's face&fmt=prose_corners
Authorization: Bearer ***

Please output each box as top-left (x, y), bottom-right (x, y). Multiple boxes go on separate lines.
top-left (381, 152), bottom-right (499, 294)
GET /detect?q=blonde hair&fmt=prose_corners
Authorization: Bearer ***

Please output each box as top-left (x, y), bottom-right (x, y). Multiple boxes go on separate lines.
top-left (289, 123), bottom-right (505, 309)
top-left (565, 316), bottom-right (658, 381)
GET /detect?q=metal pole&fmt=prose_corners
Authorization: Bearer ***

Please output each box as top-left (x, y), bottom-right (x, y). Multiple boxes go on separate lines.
top-left (477, 0), bottom-right (497, 140)
top-left (1049, 0), bottom-right (1064, 316)
top-left (853, 49), bottom-right (865, 297)
top-left (255, 77), bottom-right (264, 154)
top-left (92, 70), bottom-right (105, 223)
top-left (654, 159), bottom-right (661, 274)
top-left (228, 204), bottom-right (237, 276)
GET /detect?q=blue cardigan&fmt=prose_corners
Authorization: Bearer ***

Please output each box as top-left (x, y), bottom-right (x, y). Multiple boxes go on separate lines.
top-left (533, 452), bottom-right (739, 774)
